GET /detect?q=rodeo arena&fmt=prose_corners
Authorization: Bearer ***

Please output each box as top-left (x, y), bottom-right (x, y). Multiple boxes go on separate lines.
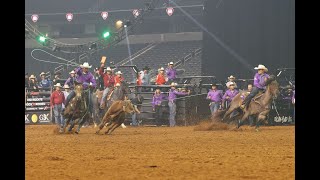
top-left (25, 0), bottom-right (295, 179)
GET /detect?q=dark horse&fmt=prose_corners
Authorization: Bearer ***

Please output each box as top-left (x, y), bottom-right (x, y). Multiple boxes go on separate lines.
top-left (220, 75), bottom-right (280, 131)
top-left (92, 81), bottom-right (131, 125)
top-left (62, 82), bottom-right (92, 134)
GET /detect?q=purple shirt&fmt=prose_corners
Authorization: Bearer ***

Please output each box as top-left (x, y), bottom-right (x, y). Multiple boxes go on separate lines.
top-left (74, 67), bottom-right (97, 89)
top-left (166, 68), bottom-right (177, 80)
top-left (254, 73), bottom-right (270, 89)
top-left (168, 89), bottom-right (188, 102)
top-left (206, 89), bottom-right (223, 103)
top-left (64, 76), bottom-right (75, 88)
top-left (223, 89), bottom-right (239, 103)
top-left (152, 93), bottom-right (166, 108)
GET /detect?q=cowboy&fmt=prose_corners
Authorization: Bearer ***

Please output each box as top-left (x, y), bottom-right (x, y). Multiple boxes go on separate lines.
top-left (64, 70), bottom-right (76, 89)
top-left (168, 82), bottom-right (190, 127)
top-left (141, 66), bottom-right (151, 85)
top-left (226, 75), bottom-right (237, 89)
top-left (28, 74), bottom-right (39, 91)
top-left (94, 67), bottom-right (104, 91)
top-left (64, 62), bottom-right (96, 112)
top-left (130, 93), bottom-right (144, 126)
top-left (38, 72), bottom-right (52, 88)
top-left (50, 83), bottom-right (65, 129)
top-left (53, 72), bottom-right (62, 84)
top-left (245, 83), bottom-right (256, 126)
top-left (152, 89), bottom-right (167, 125)
top-left (114, 71), bottom-right (125, 86)
top-left (165, 62), bottom-right (177, 84)
top-left (99, 64), bottom-right (115, 109)
top-left (61, 84), bottom-right (70, 124)
top-left (156, 67), bottom-right (166, 85)
top-left (241, 64), bottom-right (270, 109)
top-left (222, 82), bottom-right (239, 109)
top-left (206, 83), bottom-right (223, 115)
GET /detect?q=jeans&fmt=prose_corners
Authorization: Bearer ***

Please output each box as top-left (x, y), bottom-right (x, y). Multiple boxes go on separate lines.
top-left (131, 105), bottom-right (139, 126)
top-left (168, 101), bottom-right (176, 127)
top-left (100, 87), bottom-right (110, 105)
top-left (209, 102), bottom-right (220, 115)
top-left (154, 105), bottom-right (163, 125)
top-left (53, 104), bottom-right (64, 126)
top-left (242, 87), bottom-right (263, 105)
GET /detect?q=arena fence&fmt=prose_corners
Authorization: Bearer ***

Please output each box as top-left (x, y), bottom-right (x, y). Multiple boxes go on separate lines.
top-left (25, 87), bottom-right (53, 124)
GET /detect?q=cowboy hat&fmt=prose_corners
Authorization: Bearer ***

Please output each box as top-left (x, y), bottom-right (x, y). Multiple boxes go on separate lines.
top-left (29, 74), bottom-right (36, 79)
top-left (139, 70), bottom-right (144, 74)
top-left (228, 75), bottom-right (236, 80)
top-left (106, 67), bottom-right (112, 71)
top-left (226, 81), bottom-right (235, 88)
top-left (80, 62), bottom-right (92, 68)
top-left (169, 62), bottom-right (174, 65)
top-left (143, 66), bottom-right (150, 71)
top-left (159, 67), bottom-right (165, 71)
top-left (115, 71), bottom-right (122, 75)
top-left (170, 82), bottom-right (177, 86)
top-left (54, 83), bottom-right (63, 88)
top-left (39, 72), bottom-right (46, 76)
top-left (63, 84), bottom-right (70, 89)
top-left (69, 70), bottom-right (75, 74)
top-left (254, 64), bottom-right (268, 72)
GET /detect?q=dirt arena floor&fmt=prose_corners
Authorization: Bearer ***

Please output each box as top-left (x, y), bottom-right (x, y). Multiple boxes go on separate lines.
top-left (26, 124), bottom-right (294, 180)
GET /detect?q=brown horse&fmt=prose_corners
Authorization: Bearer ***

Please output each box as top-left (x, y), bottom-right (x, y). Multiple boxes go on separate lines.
top-left (62, 83), bottom-right (90, 133)
top-left (221, 75), bottom-right (280, 130)
top-left (95, 100), bottom-right (140, 135)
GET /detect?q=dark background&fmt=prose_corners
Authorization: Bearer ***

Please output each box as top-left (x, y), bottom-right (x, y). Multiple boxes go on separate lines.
top-left (201, 0), bottom-right (295, 80)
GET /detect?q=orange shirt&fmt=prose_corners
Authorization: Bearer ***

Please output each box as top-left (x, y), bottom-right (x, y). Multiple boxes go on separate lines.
top-left (114, 76), bottom-right (124, 86)
top-left (156, 74), bottom-right (166, 85)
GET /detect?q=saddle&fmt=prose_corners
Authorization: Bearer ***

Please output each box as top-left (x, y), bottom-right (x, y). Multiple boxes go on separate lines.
top-left (238, 90), bottom-right (264, 106)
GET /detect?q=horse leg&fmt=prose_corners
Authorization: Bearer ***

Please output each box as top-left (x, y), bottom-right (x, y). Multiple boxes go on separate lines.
top-left (63, 117), bottom-right (70, 133)
top-left (75, 116), bottom-right (87, 134)
top-left (68, 118), bottom-right (78, 132)
top-left (237, 112), bottom-right (250, 129)
top-left (255, 110), bottom-right (269, 131)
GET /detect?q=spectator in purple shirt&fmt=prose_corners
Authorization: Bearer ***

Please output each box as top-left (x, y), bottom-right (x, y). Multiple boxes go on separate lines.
top-left (165, 62), bottom-right (177, 84)
top-left (222, 82), bottom-right (239, 109)
top-left (152, 89), bottom-right (167, 125)
top-left (64, 62), bottom-right (96, 114)
top-left (64, 70), bottom-right (76, 90)
top-left (168, 82), bottom-right (190, 127)
top-left (241, 64), bottom-right (270, 109)
top-left (206, 83), bottom-right (223, 115)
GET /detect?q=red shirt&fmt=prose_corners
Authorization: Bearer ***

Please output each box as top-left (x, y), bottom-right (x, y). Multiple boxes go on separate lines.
top-left (114, 76), bottom-right (124, 86)
top-left (50, 90), bottom-right (65, 106)
top-left (136, 75), bottom-right (142, 85)
top-left (99, 67), bottom-right (115, 87)
top-left (156, 74), bottom-right (166, 85)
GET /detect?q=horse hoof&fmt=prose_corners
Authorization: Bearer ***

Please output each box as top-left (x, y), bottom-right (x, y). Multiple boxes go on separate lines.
top-left (255, 128), bottom-right (260, 132)
top-left (95, 131), bottom-right (100, 134)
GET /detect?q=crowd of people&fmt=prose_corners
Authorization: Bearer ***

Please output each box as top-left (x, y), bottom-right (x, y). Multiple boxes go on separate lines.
top-left (26, 61), bottom-right (295, 127)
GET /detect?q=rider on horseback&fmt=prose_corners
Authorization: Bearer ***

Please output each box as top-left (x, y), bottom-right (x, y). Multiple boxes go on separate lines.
top-left (64, 62), bottom-right (97, 114)
top-left (240, 64), bottom-right (270, 109)
top-left (99, 63), bottom-right (115, 109)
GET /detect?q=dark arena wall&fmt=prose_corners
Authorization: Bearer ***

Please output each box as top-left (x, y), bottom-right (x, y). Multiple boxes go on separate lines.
top-left (201, 0), bottom-right (295, 80)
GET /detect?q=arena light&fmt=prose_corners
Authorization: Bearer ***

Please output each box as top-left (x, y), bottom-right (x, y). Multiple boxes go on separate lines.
top-left (115, 20), bottom-right (123, 29)
top-left (103, 31), bottom-right (110, 38)
top-left (39, 36), bottom-right (46, 42)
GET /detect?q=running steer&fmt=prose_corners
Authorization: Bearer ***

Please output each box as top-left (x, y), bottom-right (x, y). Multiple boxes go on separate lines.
top-left (95, 100), bottom-right (140, 135)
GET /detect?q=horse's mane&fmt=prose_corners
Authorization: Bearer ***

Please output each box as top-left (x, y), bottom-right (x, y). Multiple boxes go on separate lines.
top-left (265, 75), bottom-right (276, 85)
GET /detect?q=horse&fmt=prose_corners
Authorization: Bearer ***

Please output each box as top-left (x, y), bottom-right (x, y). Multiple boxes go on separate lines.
top-left (95, 100), bottom-right (140, 135)
top-left (220, 75), bottom-right (280, 131)
top-left (62, 82), bottom-right (92, 134)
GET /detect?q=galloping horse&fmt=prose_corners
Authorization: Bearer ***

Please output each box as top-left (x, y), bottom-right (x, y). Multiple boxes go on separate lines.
top-left (92, 81), bottom-right (131, 123)
top-left (62, 82), bottom-right (91, 133)
top-left (221, 75), bottom-right (280, 130)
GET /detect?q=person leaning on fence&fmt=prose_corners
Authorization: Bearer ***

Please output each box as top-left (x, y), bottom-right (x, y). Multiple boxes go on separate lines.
top-left (206, 83), bottom-right (223, 116)
top-left (99, 65), bottom-right (115, 109)
top-left (50, 83), bottom-right (65, 129)
top-left (152, 89), bottom-right (167, 126)
top-left (130, 94), bottom-right (144, 126)
top-left (64, 62), bottom-right (97, 115)
top-left (38, 72), bottom-right (52, 89)
top-left (64, 70), bottom-right (76, 90)
top-left (28, 74), bottom-right (39, 92)
top-left (168, 82), bottom-right (190, 127)
top-left (156, 67), bottom-right (166, 85)
top-left (165, 62), bottom-right (177, 84)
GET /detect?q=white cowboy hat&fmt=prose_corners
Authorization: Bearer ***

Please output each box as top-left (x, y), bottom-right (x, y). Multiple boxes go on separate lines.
top-left (69, 70), bottom-right (75, 74)
top-left (39, 72), bottom-right (45, 76)
top-left (170, 82), bottom-right (177, 86)
top-left (29, 74), bottom-right (36, 79)
top-left (254, 64), bottom-right (268, 72)
top-left (228, 75), bottom-right (236, 80)
top-left (54, 83), bottom-right (63, 88)
top-left (226, 81), bottom-right (235, 88)
top-left (169, 62), bottom-right (174, 65)
top-left (139, 70), bottom-right (144, 74)
top-left (63, 84), bottom-right (70, 89)
top-left (159, 67), bottom-right (165, 71)
top-left (115, 71), bottom-right (122, 75)
top-left (115, 83), bottom-right (121, 87)
top-left (80, 62), bottom-right (92, 68)
top-left (106, 67), bottom-right (112, 71)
